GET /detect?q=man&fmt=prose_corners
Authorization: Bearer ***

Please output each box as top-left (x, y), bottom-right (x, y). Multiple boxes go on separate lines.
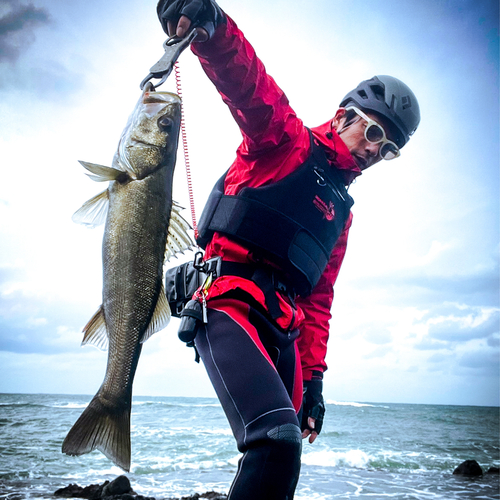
top-left (157, 1), bottom-right (420, 498)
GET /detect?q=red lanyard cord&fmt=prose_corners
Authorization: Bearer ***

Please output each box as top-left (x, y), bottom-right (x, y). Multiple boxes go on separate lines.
top-left (174, 61), bottom-right (198, 240)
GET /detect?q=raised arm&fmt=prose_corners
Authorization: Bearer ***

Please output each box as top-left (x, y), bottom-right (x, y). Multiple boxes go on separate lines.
top-left (157, 0), bottom-right (301, 154)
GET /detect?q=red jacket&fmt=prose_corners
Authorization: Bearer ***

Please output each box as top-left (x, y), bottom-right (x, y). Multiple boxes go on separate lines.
top-left (191, 16), bottom-right (361, 381)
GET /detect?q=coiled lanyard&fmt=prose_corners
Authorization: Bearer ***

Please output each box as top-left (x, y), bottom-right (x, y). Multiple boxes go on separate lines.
top-left (140, 29), bottom-right (200, 240)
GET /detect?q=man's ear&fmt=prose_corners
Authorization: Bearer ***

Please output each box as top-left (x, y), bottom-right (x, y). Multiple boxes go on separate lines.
top-left (331, 108), bottom-right (346, 131)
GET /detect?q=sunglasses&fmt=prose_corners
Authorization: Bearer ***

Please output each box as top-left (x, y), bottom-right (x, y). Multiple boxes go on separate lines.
top-left (345, 106), bottom-right (400, 160)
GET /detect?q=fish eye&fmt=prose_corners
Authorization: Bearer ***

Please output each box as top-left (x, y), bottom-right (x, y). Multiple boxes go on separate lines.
top-left (158, 116), bottom-right (173, 131)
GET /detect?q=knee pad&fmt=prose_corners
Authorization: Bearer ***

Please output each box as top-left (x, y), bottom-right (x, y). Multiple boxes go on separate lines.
top-left (266, 423), bottom-right (302, 470)
top-left (229, 424), bottom-right (302, 500)
top-left (267, 422), bottom-right (302, 446)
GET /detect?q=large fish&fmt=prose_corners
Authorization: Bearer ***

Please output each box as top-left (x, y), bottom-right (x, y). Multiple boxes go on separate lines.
top-left (62, 83), bottom-right (193, 471)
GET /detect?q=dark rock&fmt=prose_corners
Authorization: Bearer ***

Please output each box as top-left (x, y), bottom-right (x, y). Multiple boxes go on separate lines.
top-left (486, 467), bottom-right (500, 474)
top-left (177, 494), bottom-right (227, 500)
top-left (102, 476), bottom-right (135, 497)
top-left (453, 459), bottom-right (483, 476)
top-left (54, 481), bottom-right (108, 499)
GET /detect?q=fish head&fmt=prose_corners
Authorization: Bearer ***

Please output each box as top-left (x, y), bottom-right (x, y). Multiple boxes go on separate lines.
top-left (115, 83), bottom-right (182, 178)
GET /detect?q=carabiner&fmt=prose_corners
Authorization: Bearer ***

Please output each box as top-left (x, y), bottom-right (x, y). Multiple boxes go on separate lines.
top-left (140, 27), bottom-right (198, 90)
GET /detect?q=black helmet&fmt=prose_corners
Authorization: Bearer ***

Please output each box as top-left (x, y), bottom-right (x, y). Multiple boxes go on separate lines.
top-left (340, 75), bottom-right (420, 148)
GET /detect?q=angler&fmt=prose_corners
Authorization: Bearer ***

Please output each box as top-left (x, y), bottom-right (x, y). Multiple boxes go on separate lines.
top-left (158, 0), bottom-right (421, 498)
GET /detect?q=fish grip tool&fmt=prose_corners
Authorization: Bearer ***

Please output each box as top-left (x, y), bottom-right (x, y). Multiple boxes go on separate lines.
top-left (140, 27), bottom-right (198, 90)
top-left (141, 28), bottom-right (200, 238)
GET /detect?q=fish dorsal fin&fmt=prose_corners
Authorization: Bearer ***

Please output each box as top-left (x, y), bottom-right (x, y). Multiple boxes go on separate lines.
top-left (79, 161), bottom-right (126, 182)
top-left (141, 284), bottom-right (171, 343)
top-left (81, 305), bottom-right (108, 351)
top-left (165, 201), bottom-right (194, 261)
top-left (72, 189), bottom-right (109, 228)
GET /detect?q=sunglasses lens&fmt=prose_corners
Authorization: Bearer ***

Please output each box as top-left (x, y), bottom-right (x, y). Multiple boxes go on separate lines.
top-left (380, 142), bottom-right (399, 160)
top-left (365, 124), bottom-right (384, 143)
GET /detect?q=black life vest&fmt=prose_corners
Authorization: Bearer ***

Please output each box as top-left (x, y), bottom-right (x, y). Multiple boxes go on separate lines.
top-left (196, 132), bottom-right (354, 296)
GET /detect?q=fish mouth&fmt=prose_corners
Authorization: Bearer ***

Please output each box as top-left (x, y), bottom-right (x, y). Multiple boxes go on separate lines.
top-left (128, 137), bottom-right (161, 149)
top-left (142, 90), bottom-right (181, 106)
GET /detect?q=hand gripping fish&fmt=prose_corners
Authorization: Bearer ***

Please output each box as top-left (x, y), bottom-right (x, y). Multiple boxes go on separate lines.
top-left (62, 83), bottom-right (193, 471)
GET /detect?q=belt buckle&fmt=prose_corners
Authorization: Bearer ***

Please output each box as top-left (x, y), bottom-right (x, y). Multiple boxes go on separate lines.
top-left (272, 273), bottom-right (287, 294)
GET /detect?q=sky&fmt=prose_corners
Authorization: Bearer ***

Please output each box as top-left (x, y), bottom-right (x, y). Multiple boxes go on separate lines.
top-left (0, 0), bottom-right (498, 407)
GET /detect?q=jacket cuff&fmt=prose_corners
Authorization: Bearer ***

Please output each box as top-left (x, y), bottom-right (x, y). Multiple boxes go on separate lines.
top-left (191, 12), bottom-right (232, 55)
top-left (303, 369), bottom-right (324, 382)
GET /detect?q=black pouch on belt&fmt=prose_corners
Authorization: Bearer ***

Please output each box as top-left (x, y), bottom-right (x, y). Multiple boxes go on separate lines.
top-left (164, 251), bottom-right (221, 317)
top-left (178, 299), bottom-right (204, 344)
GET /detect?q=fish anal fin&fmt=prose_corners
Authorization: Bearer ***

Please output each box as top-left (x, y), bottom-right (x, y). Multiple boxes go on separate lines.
top-left (141, 285), bottom-right (171, 344)
top-left (81, 306), bottom-right (109, 351)
top-left (62, 393), bottom-right (131, 472)
top-left (72, 190), bottom-right (109, 228)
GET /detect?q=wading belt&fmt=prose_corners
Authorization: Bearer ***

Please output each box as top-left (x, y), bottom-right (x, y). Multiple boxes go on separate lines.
top-left (218, 261), bottom-right (294, 320)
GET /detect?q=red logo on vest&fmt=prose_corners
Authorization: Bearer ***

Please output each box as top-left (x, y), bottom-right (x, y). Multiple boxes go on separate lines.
top-left (313, 195), bottom-right (335, 221)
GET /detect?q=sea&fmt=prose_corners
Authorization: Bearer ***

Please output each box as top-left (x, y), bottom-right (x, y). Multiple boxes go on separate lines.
top-left (0, 394), bottom-right (498, 500)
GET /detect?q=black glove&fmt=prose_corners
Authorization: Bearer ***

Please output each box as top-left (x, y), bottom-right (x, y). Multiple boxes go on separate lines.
top-left (157, 0), bottom-right (226, 40)
top-left (301, 379), bottom-right (325, 435)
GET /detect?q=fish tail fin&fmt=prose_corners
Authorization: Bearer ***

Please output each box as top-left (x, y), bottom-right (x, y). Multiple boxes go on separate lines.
top-left (62, 393), bottom-right (131, 472)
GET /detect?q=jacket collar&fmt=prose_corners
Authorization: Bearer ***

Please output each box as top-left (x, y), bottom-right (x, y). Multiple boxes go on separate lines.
top-left (310, 120), bottom-right (361, 185)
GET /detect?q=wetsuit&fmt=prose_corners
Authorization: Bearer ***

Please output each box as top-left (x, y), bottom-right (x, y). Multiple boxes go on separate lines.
top-left (189, 14), bottom-right (361, 499)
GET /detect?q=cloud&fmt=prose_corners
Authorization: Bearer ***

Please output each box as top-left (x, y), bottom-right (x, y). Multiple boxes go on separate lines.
top-left (362, 345), bottom-right (392, 359)
top-left (427, 311), bottom-right (499, 343)
top-left (0, 0), bottom-right (50, 63)
top-left (414, 338), bottom-right (452, 351)
top-left (458, 349), bottom-right (500, 377)
top-left (0, 316), bottom-right (84, 354)
top-left (0, 283), bottom-right (92, 354)
top-left (362, 328), bottom-right (393, 345)
top-left (350, 266), bottom-right (500, 309)
top-left (413, 305), bottom-right (499, 354)
top-left (427, 352), bottom-right (455, 365)
top-left (0, 1), bottom-right (89, 99)
top-left (487, 335), bottom-right (500, 348)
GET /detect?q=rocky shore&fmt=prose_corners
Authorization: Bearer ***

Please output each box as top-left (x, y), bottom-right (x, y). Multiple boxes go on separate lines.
top-left (54, 461), bottom-right (499, 499)
top-left (54, 475), bottom-right (227, 500)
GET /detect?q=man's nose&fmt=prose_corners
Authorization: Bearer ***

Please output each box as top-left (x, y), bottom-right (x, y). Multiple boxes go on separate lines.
top-left (365, 141), bottom-right (380, 158)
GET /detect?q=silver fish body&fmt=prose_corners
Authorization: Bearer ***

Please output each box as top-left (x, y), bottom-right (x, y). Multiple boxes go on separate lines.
top-left (62, 84), bottom-right (192, 471)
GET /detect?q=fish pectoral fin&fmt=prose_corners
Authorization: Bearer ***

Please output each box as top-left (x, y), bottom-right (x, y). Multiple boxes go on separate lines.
top-left (141, 285), bottom-right (171, 343)
top-left (81, 306), bottom-right (109, 351)
top-left (165, 201), bottom-right (195, 261)
top-left (79, 161), bottom-right (126, 182)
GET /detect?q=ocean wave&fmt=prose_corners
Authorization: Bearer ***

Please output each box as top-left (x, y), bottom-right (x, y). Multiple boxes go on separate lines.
top-left (131, 454), bottom-right (237, 474)
top-left (302, 448), bottom-right (438, 472)
top-left (0, 402), bottom-right (47, 408)
top-left (51, 403), bottom-right (89, 409)
top-left (0, 400), bottom-right (90, 409)
top-left (133, 400), bottom-right (221, 409)
top-left (61, 465), bottom-right (124, 480)
top-left (302, 449), bottom-right (372, 469)
top-left (326, 400), bottom-right (390, 409)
